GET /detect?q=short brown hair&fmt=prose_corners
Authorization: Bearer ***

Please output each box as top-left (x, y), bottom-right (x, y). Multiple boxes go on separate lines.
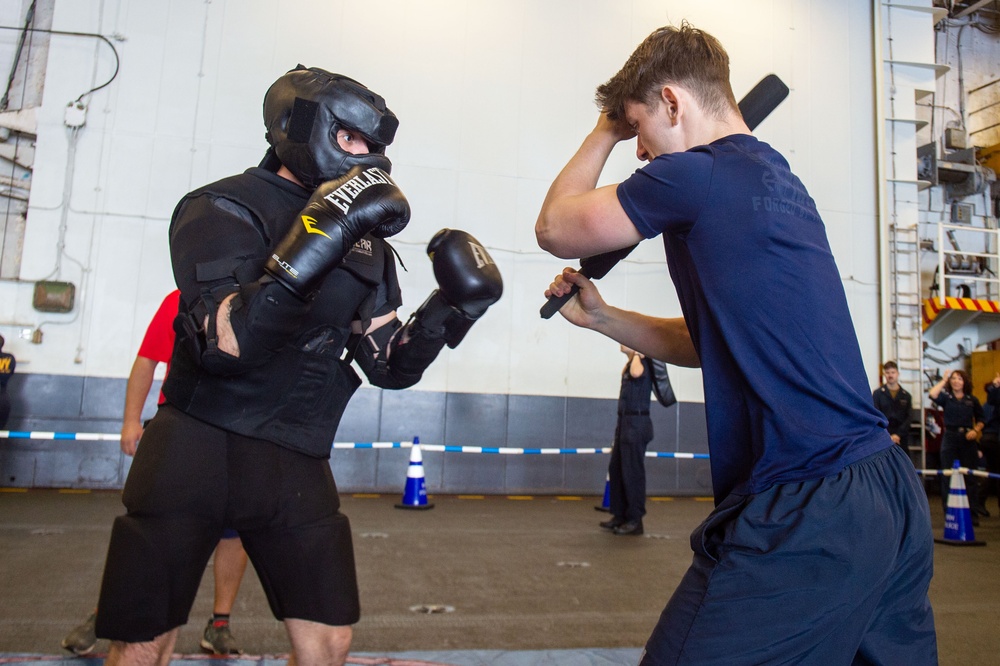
top-left (882, 361), bottom-right (898, 371)
top-left (595, 21), bottom-right (738, 122)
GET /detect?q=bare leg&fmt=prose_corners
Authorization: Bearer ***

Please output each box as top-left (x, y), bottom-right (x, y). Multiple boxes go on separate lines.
top-left (285, 618), bottom-right (352, 666)
top-left (105, 628), bottom-right (179, 666)
top-left (212, 537), bottom-right (249, 614)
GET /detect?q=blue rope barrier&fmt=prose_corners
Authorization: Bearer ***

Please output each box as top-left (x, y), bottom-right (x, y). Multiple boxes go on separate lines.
top-left (647, 451), bottom-right (711, 459)
top-left (0, 430), bottom-right (119, 441)
top-left (2, 431), bottom-right (712, 458)
top-left (419, 444), bottom-right (612, 455)
top-left (9, 430), bottom-right (1000, 480)
top-left (332, 441), bottom-right (409, 449)
top-left (917, 467), bottom-right (1000, 480)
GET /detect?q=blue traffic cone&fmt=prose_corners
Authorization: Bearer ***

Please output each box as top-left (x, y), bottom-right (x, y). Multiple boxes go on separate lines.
top-left (395, 438), bottom-right (434, 510)
top-left (935, 460), bottom-right (985, 546)
top-left (595, 473), bottom-right (611, 512)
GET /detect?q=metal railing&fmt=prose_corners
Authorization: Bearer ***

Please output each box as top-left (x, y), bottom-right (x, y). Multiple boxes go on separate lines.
top-left (936, 221), bottom-right (1000, 304)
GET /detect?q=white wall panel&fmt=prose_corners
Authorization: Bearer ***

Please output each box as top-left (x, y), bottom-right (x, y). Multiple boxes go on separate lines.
top-left (81, 215), bottom-right (148, 374)
top-left (823, 209), bottom-right (855, 277)
top-left (202, 141), bottom-right (267, 185)
top-left (850, 212), bottom-right (880, 286)
top-left (454, 171), bottom-right (517, 254)
top-left (101, 133), bottom-right (154, 215)
top-left (17, 208), bottom-right (61, 281)
top-left (7, 0), bottom-right (884, 401)
top-left (146, 135), bottom-right (199, 216)
top-left (25, 126), bottom-right (69, 210)
top-left (844, 282), bottom-right (882, 382)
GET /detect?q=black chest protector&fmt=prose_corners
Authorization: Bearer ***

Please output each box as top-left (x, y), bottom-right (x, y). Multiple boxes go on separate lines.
top-left (163, 170), bottom-right (395, 458)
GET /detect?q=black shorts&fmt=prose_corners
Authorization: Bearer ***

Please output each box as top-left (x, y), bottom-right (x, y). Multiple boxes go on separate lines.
top-left (95, 405), bottom-right (359, 642)
top-left (641, 445), bottom-right (937, 665)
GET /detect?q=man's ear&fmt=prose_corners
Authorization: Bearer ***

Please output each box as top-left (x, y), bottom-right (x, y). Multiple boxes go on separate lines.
top-left (659, 85), bottom-right (681, 122)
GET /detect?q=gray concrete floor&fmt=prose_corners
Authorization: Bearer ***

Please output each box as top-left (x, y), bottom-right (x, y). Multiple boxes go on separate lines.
top-left (0, 488), bottom-right (997, 664)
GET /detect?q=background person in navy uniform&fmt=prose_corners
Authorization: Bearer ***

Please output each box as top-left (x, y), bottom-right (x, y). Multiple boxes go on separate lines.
top-left (929, 369), bottom-right (984, 518)
top-left (600, 345), bottom-right (654, 536)
top-left (0, 334), bottom-right (14, 429)
top-left (873, 360), bottom-right (912, 448)
top-left (979, 373), bottom-right (1000, 517)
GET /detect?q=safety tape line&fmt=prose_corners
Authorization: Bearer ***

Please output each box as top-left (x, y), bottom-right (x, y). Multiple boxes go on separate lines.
top-left (1, 431), bottom-right (712, 458)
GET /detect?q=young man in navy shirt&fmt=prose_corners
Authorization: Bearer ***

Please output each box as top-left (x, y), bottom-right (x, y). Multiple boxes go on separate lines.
top-left (536, 22), bottom-right (937, 666)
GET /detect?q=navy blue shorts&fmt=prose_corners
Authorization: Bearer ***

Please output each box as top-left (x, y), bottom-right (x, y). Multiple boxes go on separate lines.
top-left (96, 405), bottom-right (359, 642)
top-left (641, 445), bottom-right (937, 665)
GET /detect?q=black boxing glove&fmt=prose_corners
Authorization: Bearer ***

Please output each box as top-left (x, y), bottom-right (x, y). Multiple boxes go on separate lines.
top-left (429, 229), bottom-right (502, 316)
top-left (354, 228), bottom-right (503, 388)
top-left (265, 164), bottom-right (410, 298)
top-left (411, 228), bottom-right (503, 348)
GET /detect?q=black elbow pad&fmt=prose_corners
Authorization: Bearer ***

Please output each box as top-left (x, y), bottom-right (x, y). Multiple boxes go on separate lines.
top-left (355, 318), bottom-right (411, 389)
top-left (384, 317), bottom-right (448, 387)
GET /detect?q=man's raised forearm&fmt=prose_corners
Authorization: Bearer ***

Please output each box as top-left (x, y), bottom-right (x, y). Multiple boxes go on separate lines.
top-left (592, 307), bottom-right (700, 368)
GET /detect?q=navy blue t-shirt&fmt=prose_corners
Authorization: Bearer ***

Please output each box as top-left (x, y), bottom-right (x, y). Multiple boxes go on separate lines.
top-left (617, 133), bottom-right (891, 502)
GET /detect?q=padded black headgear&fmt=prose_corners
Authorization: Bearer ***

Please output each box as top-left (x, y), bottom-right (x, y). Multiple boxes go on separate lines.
top-left (263, 66), bottom-right (399, 189)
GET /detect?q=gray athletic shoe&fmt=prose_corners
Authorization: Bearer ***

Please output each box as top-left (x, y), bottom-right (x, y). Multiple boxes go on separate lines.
top-left (201, 618), bottom-right (242, 655)
top-left (61, 612), bottom-right (97, 655)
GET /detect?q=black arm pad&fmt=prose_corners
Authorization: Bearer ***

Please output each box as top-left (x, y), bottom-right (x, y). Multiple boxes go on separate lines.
top-left (354, 289), bottom-right (481, 389)
top-left (408, 289), bottom-right (476, 349)
top-left (354, 316), bottom-right (444, 390)
top-left (197, 276), bottom-right (311, 375)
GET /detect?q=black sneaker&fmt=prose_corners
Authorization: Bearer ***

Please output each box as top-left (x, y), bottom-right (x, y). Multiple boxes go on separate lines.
top-left (599, 517), bottom-right (625, 530)
top-left (201, 617), bottom-right (242, 655)
top-left (613, 520), bottom-right (644, 536)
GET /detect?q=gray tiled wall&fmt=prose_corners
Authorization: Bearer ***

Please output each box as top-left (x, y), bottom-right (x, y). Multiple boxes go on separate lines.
top-left (0, 373), bottom-right (712, 496)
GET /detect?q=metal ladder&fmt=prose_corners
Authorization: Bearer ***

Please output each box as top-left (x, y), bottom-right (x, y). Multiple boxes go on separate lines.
top-left (888, 220), bottom-right (926, 467)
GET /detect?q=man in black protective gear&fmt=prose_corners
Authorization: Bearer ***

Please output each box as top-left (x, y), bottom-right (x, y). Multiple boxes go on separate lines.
top-left (95, 66), bottom-right (502, 666)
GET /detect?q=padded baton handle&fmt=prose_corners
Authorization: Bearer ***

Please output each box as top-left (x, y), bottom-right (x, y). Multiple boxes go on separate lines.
top-left (539, 284), bottom-right (581, 319)
top-left (539, 243), bottom-right (638, 319)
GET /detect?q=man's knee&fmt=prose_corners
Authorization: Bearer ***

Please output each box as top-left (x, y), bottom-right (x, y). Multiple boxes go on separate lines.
top-left (106, 629), bottom-right (178, 666)
top-left (286, 619), bottom-right (352, 666)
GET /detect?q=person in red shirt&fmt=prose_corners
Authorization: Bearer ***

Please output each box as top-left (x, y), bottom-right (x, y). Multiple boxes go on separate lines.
top-left (62, 290), bottom-right (248, 655)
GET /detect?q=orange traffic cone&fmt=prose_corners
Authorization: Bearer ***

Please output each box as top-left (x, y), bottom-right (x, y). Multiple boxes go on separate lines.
top-left (395, 438), bottom-right (434, 510)
top-left (935, 460), bottom-right (985, 546)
